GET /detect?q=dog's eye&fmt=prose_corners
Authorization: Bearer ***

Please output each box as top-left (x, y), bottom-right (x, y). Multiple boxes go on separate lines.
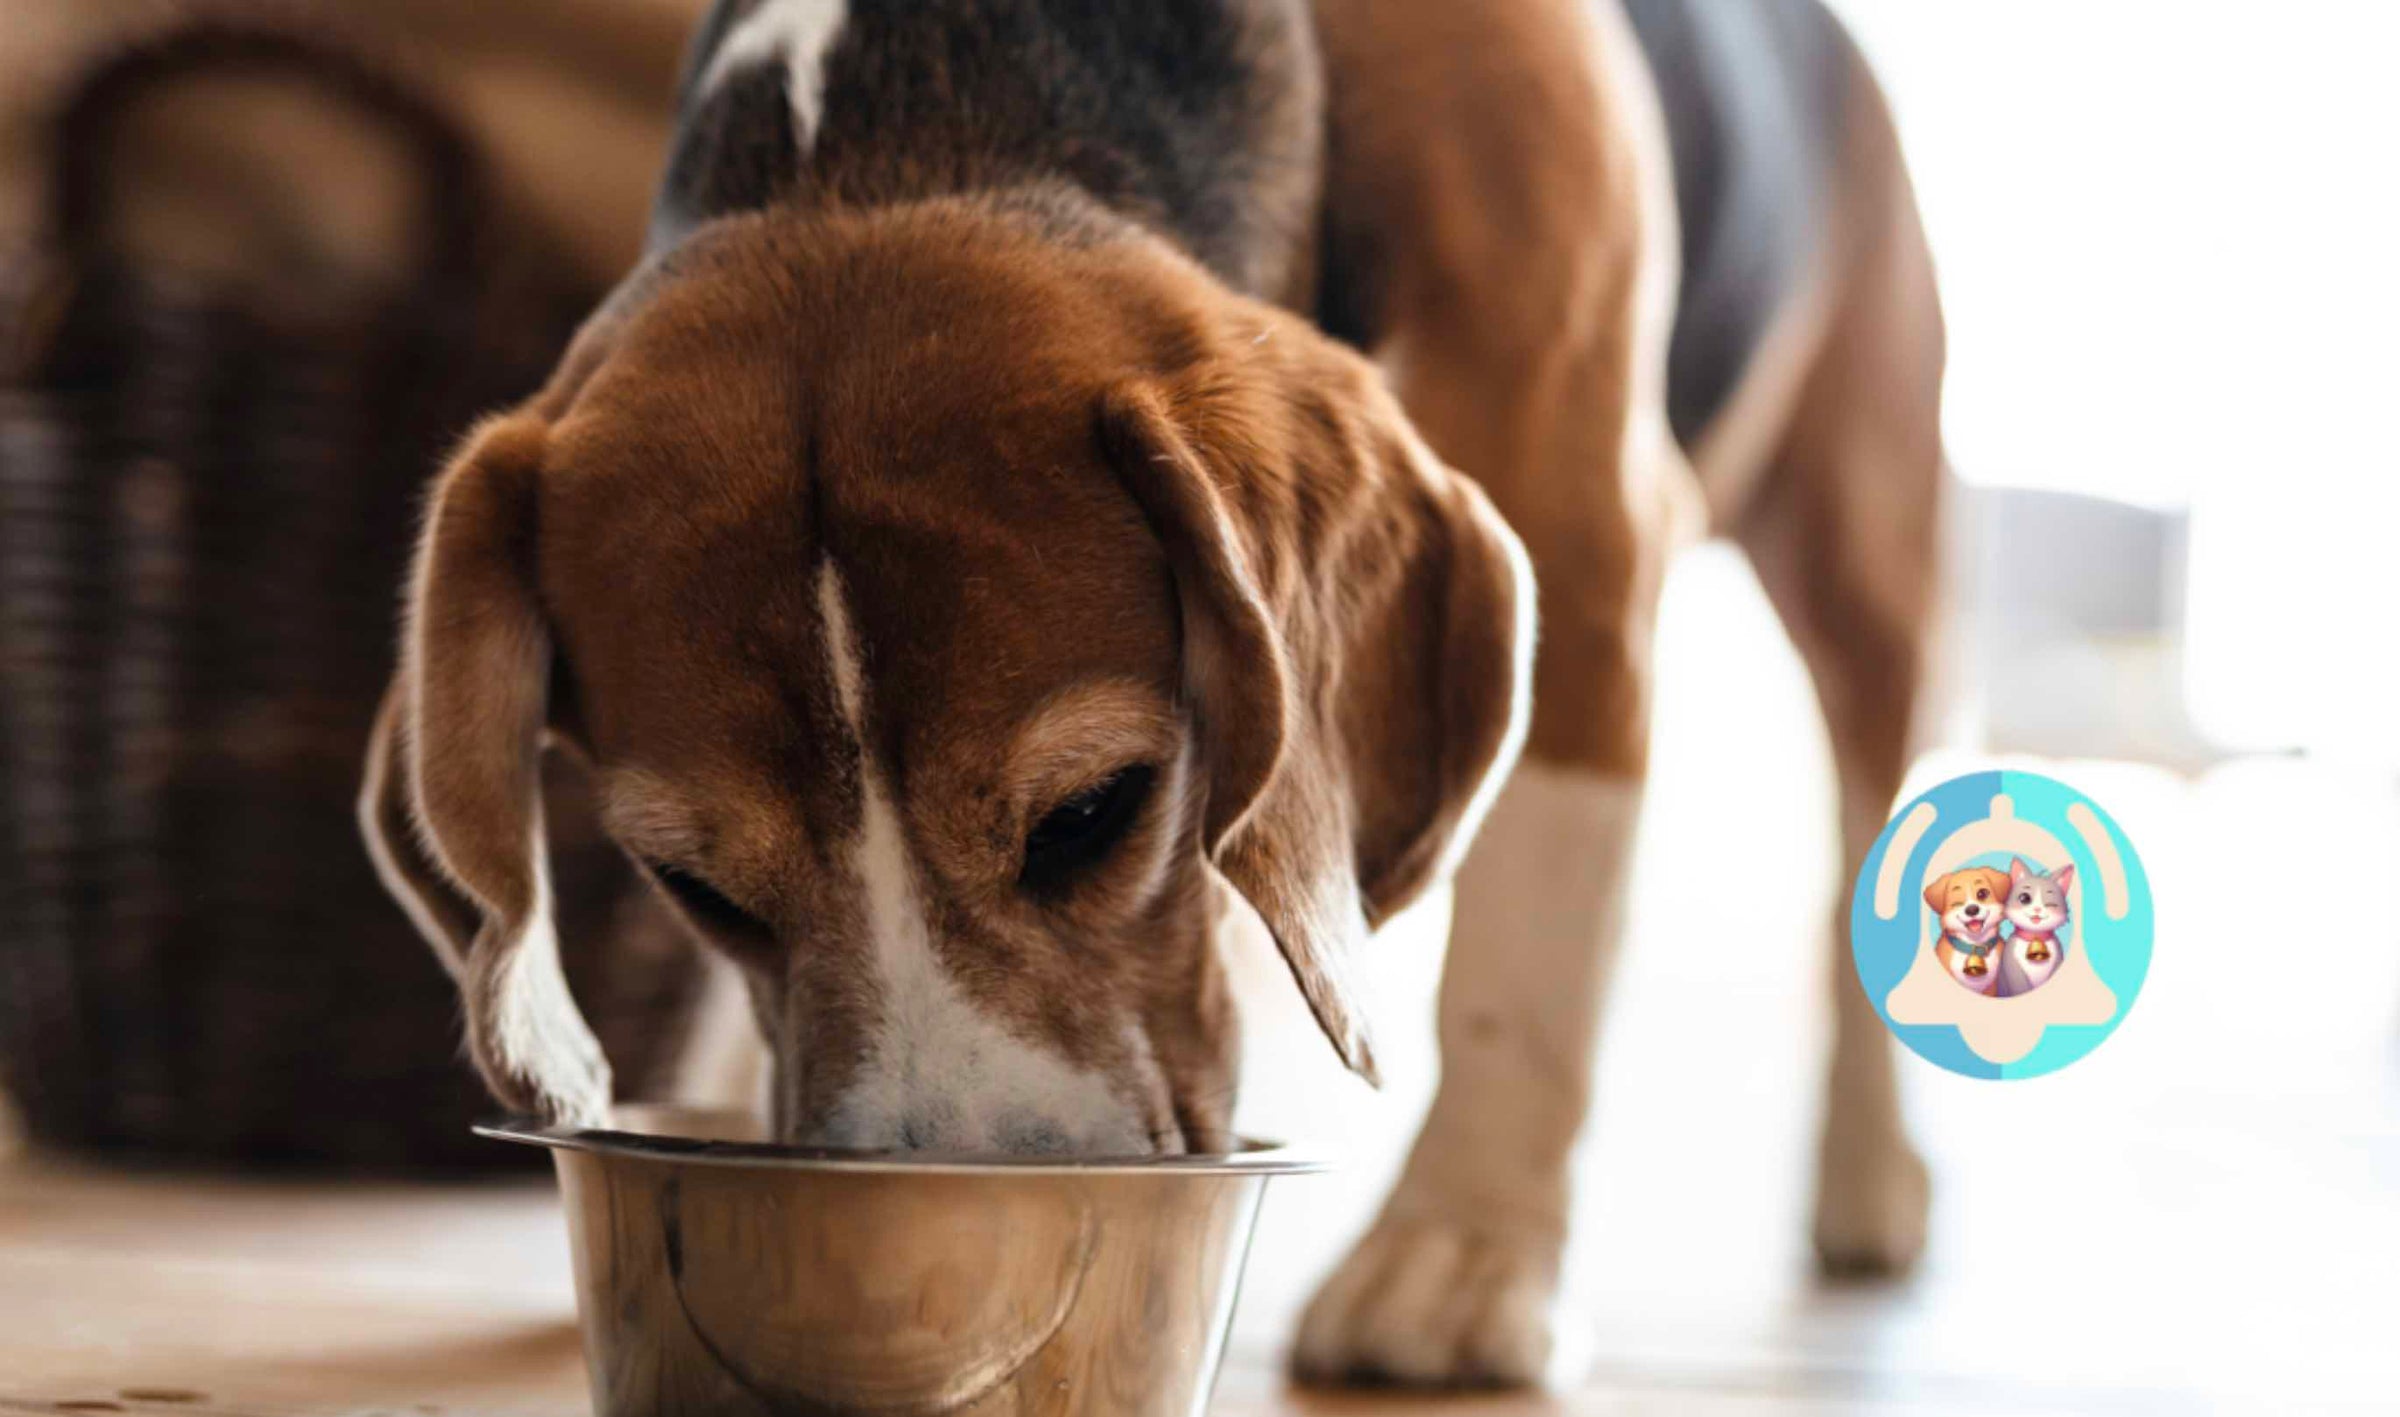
top-left (1021, 765), bottom-right (1155, 893)
top-left (646, 861), bottom-right (767, 937)
top-left (1975, 888), bottom-right (1990, 901)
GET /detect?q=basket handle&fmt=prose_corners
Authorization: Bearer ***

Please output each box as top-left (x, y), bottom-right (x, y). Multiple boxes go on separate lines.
top-left (41, 19), bottom-right (487, 291)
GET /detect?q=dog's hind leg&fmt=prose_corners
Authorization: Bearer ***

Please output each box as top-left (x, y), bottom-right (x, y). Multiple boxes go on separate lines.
top-left (1293, 0), bottom-right (1691, 1386)
top-left (1733, 52), bottom-right (1944, 1280)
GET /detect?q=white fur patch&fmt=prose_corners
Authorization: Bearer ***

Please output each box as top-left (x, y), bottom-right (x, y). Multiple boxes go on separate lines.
top-left (1439, 764), bottom-right (1643, 1126)
top-left (700, 0), bottom-right (850, 144)
top-left (1294, 766), bottom-right (1635, 1388)
top-left (1394, 764), bottom-right (1644, 1225)
top-left (813, 564), bottom-right (1151, 1153)
top-left (493, 885), bottom-right (612, 1128)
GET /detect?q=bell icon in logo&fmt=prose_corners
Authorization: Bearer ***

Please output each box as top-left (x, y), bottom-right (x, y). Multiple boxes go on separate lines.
top-left (1850, 770), bottom-right (2151, 1079)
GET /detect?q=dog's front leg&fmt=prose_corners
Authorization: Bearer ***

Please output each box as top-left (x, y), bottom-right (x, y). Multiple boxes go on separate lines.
top-left (1295, 0), bottom-right (1691, 1383)
top-left (1293, 763), bottom-right (1643, 1385)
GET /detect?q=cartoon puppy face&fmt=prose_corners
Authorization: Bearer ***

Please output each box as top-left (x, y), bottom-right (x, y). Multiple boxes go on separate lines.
top-left (359, 201), bottom-right (1533, 1155)
top-left (1924, 867), bottom-right (2010, 945)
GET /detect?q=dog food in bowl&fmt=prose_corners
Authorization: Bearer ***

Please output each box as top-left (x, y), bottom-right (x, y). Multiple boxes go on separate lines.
top-left (480, 1106), bottom-right (1318, 1416)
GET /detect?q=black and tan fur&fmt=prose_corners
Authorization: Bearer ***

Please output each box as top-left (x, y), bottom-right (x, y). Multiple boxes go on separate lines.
top-left (361, 0), bottom-right (1947, 1388)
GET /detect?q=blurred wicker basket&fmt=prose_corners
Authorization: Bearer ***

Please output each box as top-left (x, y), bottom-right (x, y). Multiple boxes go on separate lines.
top-left (0, 21), bottom-right (699, 1170)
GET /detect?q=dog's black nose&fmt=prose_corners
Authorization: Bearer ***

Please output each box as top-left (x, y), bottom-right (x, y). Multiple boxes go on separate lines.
top-left (1964, 905), bottom-right (1981, 917)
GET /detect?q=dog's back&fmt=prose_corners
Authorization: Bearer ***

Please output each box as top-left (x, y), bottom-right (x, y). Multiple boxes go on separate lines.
top-left (1620, 0), bottom-right (1854, 446)
top-left (652, 0), bottom-right (1323, 303)
top-left (654, 0), bottom-right (1861, 457)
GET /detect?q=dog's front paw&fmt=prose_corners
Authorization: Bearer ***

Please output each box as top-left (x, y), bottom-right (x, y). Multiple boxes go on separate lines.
top-left (1290, 1213), bottom-right (1572, 1388)
top-left (1812, 1133), bottom-right (1930, 1279)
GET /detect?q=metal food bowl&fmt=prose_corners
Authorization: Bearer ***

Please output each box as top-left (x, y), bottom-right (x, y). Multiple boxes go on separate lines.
top-left (480, 1107), bottom-right (1319, 1416)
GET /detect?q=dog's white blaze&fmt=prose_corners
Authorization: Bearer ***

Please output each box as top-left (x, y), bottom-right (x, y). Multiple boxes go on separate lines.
top-left (813, 564), bottom-right (1148, 1153)
top-left (700, 0), bottom-right (849, 144)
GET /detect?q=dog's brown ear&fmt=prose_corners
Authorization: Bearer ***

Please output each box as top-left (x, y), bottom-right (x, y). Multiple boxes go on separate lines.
top-left (358, 414), bottom-right (609, 1124)
top-left (1099, 326), bottom-right (1533, 1085)
top-left (1922, 875), bottom-right (1947, 915)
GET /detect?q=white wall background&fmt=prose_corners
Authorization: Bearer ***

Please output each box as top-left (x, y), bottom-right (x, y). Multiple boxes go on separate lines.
top-left (1828, 0), bottom-right (2400, 759)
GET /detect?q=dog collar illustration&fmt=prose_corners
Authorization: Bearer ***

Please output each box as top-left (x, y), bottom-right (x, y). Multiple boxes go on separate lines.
top-left (1850, 771), bottom-right (2152, 1080)
top-left (1939, 931), bottom-right (1995, 960)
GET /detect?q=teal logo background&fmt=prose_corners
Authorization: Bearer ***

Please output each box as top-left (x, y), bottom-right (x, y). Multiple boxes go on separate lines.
top-left (1850, 770), bottom-right (2152, 1079)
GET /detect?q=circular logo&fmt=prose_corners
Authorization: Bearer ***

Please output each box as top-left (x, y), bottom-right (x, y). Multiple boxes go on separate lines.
top-left (1850, 770), bottom-right (2151, 1079)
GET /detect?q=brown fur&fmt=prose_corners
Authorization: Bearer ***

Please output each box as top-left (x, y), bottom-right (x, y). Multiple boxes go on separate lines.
top-left (329, 0), bottom-right (1954, 1367)
top-left (1315, 0), bottom-right (1688, 781)
top-left (1300, 0), bottom-right (1949, 1317)
top-left (360, 198), bottom-right (1531, 1144)
top-left (336, 4), bottom-right (1952, 1308)
top-left (1722, 29), bottom-right (1947, 1274)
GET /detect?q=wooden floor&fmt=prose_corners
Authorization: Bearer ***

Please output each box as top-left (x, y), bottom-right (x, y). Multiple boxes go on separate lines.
top-left (6, 550), bottom-right (2398, 1414)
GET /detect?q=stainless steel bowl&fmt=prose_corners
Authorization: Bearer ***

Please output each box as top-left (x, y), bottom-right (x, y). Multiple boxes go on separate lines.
top-left (480, 1107), bottom-right (1319, 1416)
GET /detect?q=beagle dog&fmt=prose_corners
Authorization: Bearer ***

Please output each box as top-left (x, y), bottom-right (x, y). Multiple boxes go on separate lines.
top-left (360, 0), bottom-right (1947, 1387)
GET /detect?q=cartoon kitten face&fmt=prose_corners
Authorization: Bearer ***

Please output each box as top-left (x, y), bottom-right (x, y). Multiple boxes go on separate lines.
top-left (2006, 858), bottom-right (2074, 936)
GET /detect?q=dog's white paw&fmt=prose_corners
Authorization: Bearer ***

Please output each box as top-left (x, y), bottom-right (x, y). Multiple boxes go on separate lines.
top-left (1812, 1133), bottom-right (1930, 1278)
top-left (1290, 1213), bottom-right (1573, 1388)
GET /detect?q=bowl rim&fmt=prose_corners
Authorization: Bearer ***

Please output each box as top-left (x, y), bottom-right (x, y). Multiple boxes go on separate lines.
top-left (474, 1114), bottom-right (1326, 1176)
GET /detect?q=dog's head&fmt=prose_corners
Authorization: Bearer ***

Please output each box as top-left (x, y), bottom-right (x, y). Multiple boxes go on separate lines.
top-left (359, 199), bottom-right (1533, 1153)
top-left (1924, 867), bottom-right (2009, 945)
